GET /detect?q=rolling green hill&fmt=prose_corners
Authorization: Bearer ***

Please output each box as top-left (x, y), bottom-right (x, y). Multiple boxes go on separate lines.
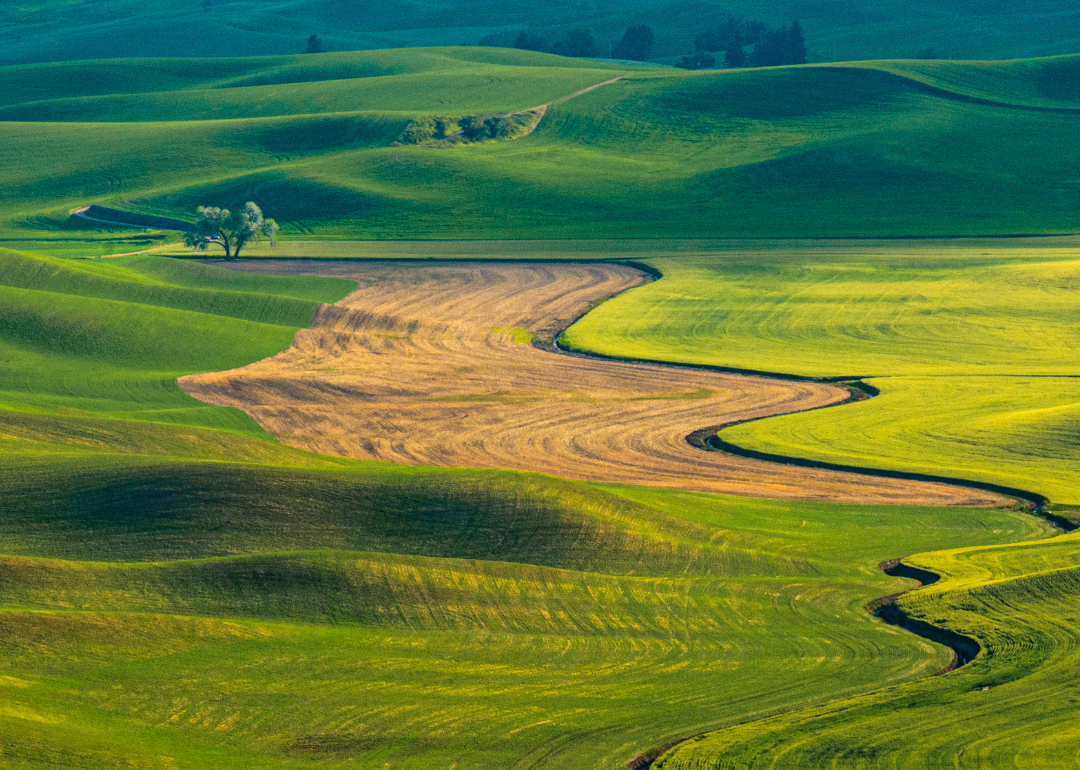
top-left (0, 49), bottom-right (637, 120)
top-left (4, 49), bottom-right (1080, 251)
top-left (0, 249), bottom-right (353, 433)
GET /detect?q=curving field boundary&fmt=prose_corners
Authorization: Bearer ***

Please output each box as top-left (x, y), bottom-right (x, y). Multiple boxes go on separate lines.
top-left (703, 422), bottom-right (1060, 519)
top-left (179, 260), bottom-right (1000, 507)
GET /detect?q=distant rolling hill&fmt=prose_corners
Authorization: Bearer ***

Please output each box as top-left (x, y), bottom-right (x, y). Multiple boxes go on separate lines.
top-left (2, 47), bottom-right (1080, 247)
top-left (3, 0), bottom-right (1080, 65)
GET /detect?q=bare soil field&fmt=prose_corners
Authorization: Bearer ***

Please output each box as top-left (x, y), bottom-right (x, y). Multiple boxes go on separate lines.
top-left (180, 261), bottom-right (999, 505)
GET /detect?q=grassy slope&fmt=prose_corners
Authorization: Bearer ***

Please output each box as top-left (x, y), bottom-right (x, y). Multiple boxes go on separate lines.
top-left (656, 531), bottom-right (1080, 768)
top-left (0, 51), bottom-right (634, 120)
top-left (4, 51), bottom-right (1080, 247)
top-left (3, 0), bottom-right (1080, 65)
top-left (725, 376), bottom-right (1080, 507)
top-left (0, 247), bottom-right (1054, 768)
top-left (0, 249), bottom-right (353, 432)
top-left (564, 243), bottom-right (1080, 378)
top-left (563, 243), bottom-right (1080, 506)
top-left (0, 462), bottom-right (1045, 769)
top-left (862, 55), bottom-right (1080, 110)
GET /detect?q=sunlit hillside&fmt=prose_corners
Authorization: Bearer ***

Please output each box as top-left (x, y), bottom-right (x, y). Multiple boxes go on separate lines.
top-left (3, 48), bottom-right (1080, 252)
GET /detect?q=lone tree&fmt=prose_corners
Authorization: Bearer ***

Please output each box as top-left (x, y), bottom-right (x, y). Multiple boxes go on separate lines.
top-left (183, 203), bottom-right (278, 260)
top-left (305, 33), bottom-right (325, 54)
top-left (612, 25), bottom-right (654, 61)
top-left (788, 21), bottom-right (807, 65)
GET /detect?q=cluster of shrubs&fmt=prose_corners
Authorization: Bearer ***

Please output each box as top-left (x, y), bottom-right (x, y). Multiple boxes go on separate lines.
top-left (396, 114), bottom-right (512, 145)
top-left (460, 115), bottom-right (511, 140)
top-left (397, 116), bottom-right (449, 144)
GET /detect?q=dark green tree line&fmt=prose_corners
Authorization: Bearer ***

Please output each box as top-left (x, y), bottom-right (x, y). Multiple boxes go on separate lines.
top-left (691, 18), bottom-right (807, 69)
top-left (515, 28), bottom-right (597, 58)
top-left (694, 19), bottom-right (764, 53)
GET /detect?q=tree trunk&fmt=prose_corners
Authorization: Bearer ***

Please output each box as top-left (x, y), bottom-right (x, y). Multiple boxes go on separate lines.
top-left (233, 235), bottom-right (249, 261)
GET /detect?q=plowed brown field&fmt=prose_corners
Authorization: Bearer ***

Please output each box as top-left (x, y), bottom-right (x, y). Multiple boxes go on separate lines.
top-left (180, 261), bottom-right (1000, 505)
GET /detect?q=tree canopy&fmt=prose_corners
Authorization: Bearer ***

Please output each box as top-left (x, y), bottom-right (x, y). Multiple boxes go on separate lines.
top-left (695, 18), bottom-right (764, 53)
top-left (612, 25), bottom-right (654, 61)
top-left (183, 202), bottom-right (278, 260)
top-left (749, 22), bottom-right (808, 67)
top-left (515, 28), bottom-right (598, 58)
top-left (551, 29), bottom-right (598, 58)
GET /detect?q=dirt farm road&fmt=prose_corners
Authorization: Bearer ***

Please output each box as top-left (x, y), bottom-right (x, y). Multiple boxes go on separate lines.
top-left (180, 261), bottom-right (1001, 506)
